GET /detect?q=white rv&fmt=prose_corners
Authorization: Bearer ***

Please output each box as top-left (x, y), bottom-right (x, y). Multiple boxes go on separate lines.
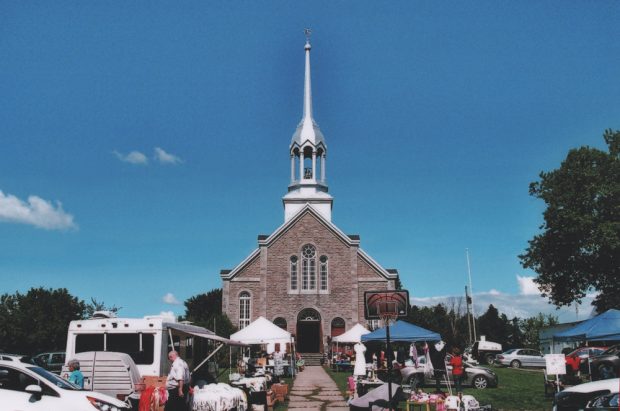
top-left (63, 312), bottom-right (241, 403)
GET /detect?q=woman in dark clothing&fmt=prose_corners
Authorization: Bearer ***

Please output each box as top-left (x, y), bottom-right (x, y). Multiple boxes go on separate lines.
top-left (429, 341), bottom-right (446, 393)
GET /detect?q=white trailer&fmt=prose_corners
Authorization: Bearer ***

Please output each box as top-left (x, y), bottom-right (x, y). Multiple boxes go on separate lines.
top-left (63, 312), bottom-right (243, 403)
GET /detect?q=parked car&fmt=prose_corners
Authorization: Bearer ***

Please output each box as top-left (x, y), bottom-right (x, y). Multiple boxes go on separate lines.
top-left (553, 378), bottom-right (619, 411)
top-left (399, 357), bottom-right (498, 390)
top-left (32, 352), bottom-right (66, 374)
top-left (496, 348), bottom-right (546, 368)
top-left (590, 345), bottom-right (620, 380)
top-left (0, 359), bottom-right (129, 410)
top-left (585, 392), bottom-right (619, 410)
top-left (0, 353), bottom-right (36, 364)
top-left (565, 347), bottom-right (607, 373)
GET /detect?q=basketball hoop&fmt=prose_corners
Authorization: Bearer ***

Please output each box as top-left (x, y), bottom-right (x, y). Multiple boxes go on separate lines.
top-left (376, 298), bottom-right (399, 326)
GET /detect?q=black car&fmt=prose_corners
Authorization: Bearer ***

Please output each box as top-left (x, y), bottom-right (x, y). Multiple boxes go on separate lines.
top-left (590, 345), bottom-right (620, 380)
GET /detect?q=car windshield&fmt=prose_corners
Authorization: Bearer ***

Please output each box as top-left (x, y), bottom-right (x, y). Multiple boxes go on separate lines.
top-left (602, 345), bottom-right (620, 356)
top-left (26, 366), bottom-right (79, 390)
top-left (502, 349), bottom-right (517, 354)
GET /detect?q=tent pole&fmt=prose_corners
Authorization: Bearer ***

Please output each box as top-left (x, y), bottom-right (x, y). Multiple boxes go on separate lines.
top-left (193, 343), bottom-right (224, 374)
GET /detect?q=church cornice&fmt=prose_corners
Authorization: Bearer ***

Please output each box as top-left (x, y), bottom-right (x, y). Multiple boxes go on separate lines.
top-left (220, 248), bottom-right (260, 281)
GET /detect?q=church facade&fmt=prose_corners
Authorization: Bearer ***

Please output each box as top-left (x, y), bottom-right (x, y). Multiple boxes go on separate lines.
top-left (221, 39), bottom-right (398, 353)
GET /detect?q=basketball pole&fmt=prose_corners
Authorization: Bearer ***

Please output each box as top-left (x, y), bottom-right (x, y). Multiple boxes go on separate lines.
top-left (386, 320), bottom-right (393, 411)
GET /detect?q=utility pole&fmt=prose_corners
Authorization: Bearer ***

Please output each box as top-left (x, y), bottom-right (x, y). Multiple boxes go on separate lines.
top-left (466, 248), bottom-right (477, 341)
top-left (465, 285), bottom-right (473, 344)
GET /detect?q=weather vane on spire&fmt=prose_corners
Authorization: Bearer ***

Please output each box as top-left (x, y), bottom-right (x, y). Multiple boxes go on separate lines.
top-left (304, 28), bottom-right (312, 42)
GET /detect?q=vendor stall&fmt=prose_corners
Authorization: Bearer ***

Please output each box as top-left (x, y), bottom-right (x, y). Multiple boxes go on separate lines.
top-left (361, 321), bottom-right (441, 343)
top-left (553, 309), bottom-right (620, 343)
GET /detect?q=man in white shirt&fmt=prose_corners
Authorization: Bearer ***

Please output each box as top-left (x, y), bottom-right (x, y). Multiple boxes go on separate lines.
top-left (165, 350), bottom-right (190, 411)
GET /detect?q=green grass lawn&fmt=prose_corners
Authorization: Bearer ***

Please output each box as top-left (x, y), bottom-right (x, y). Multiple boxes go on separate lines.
top-left (326, 365), bottom-right (556, 411)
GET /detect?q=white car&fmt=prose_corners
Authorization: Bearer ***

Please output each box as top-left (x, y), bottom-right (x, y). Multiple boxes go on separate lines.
top-left (553, 378), bottom-right (619, 411)
top-left (0, 359), bottom-right (129, 410)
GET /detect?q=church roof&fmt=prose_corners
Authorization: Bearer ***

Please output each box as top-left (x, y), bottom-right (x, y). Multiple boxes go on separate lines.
top-left (220, 204), bottom-right (397, 281)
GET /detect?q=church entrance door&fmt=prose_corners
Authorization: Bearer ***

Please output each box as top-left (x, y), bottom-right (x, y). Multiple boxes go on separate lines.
top-left (296, 308), bottom-right (322, 353)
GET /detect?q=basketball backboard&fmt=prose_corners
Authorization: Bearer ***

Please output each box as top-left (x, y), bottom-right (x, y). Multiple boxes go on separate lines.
top-left (364, 290), bottom-right (409, 320)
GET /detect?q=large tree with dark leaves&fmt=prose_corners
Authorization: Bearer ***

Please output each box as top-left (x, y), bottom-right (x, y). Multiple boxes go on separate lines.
top-left (0, 288), bottom-right (87, 354)
top-left (183, 289), bottom-right (236, 338)
top-left (520, 129), bottom-right (620, 312)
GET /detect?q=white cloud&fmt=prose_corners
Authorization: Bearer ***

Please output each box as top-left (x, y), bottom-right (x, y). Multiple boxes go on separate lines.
top-left (154, 147), bottom-right (182, 165)
top-left (411, 289), bottom-right (595, 322)
top-left (517, 275), bottom-right (540, 295)
top-left (0, 190), bottom-right (77, 230)
top-left (113, 150), bottom-right (148, 165)
top-left (159, 311), bottom-right (176, 321)
top-left (162, 293), bottom-right (181, 305)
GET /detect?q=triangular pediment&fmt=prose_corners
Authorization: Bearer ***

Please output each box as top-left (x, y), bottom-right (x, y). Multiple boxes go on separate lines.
top-left (260, 204), bottom-right (356, 247)
top-left (222, 204), bottom-right (397, 281)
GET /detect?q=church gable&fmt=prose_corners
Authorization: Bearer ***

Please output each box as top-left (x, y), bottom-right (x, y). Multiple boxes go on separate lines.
top-left (266, 208), bottom-right (352, 253)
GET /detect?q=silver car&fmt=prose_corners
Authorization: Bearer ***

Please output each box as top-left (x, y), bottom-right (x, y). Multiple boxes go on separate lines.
top-left (399, 358), bottom-right (498, 390)
top-left (496, 348), bottom-right (546, 368)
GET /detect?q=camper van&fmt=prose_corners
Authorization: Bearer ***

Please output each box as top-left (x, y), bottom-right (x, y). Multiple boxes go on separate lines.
top-left (63, 312), bottom-right (240, 403)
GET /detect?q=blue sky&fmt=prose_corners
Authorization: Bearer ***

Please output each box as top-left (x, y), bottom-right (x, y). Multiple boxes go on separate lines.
top-left (1, 2), bottom-right (619, 322)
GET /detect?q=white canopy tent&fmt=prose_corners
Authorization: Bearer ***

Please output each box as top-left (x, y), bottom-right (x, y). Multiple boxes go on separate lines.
top-left (332, 323), bottom-right (371, 343)
top-left (230, 316), bottom-right (292, 353)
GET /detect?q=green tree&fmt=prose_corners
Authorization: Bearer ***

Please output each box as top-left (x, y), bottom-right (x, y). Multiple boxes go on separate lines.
top-left (521, 313), bottom-right (558, 349)
top-left (477, 305), bottom-right (513, 348)
top-left (0, 288), bottom-right (87, 354)
top-left (84, 298), bottom-right (122, 318)
top-left (183, 289), bottom-right (236, 338)
top-left (520, 129), bottom-right (620, 312)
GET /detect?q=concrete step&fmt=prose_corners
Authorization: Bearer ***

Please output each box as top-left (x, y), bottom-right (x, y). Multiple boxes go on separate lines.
top-left (299, 353), bottom-right (324, 366)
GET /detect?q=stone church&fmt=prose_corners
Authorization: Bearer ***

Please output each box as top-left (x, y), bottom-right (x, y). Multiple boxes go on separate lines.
top-left (221, 39), bottom-right (398, 353)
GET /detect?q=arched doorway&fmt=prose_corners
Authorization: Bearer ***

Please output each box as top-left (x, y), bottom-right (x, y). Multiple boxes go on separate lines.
top-left (296, 308), bottom-right (321, 353)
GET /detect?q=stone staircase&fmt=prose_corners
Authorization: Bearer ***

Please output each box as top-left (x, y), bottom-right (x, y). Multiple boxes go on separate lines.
top-left (299, 353), bottom-right (323, 366)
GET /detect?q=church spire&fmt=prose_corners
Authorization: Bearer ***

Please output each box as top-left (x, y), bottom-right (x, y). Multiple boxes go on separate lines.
top-left (302, 30), bottom-right (313, 122)
top-left (284, 30), bottom-right (333, 222)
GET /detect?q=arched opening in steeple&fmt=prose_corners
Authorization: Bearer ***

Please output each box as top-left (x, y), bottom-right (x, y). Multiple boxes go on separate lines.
top-left (302, 146), bottom-right (314, 180)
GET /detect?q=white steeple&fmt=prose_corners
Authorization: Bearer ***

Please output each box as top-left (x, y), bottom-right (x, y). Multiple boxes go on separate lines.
top-left (283, 30), bottom-right (333, 222)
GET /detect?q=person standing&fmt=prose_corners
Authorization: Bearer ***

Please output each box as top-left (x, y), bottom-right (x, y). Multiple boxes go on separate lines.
top-left (67, 359), bottom-right (84, 388)
top-left (165, 351), bottom-right (190, 411)
top-left (430, 341), bottom-right (446, 393)
top-left (449, 347), bottom-right (464, 394)
top-left (272, 344), bottom-right (284, 383)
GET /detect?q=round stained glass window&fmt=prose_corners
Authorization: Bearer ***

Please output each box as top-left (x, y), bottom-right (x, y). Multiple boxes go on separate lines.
top-left (302, 244), bottom-right (316, 258)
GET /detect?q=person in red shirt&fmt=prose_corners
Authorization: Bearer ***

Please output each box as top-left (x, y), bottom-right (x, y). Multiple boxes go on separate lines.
top-left (449, 347), bottom-right (464, 393)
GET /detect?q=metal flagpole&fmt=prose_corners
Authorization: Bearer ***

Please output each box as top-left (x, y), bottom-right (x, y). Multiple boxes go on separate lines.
top-left (466, 249), bottom-right (477, 341)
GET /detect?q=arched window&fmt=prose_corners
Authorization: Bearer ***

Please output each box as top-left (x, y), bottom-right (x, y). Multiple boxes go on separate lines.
top-left (331, 317), bottom-right (345, 337)
top-left (239, 292), bottom-right (251, 329)
top-left (273, 317), bottom-right (287, 330)
top-left (301, 244), bottom-right (316, 290)
top-left (320, 255), bottom-right (328, 291)
top-left (290, 256), bottom-right (298, 290)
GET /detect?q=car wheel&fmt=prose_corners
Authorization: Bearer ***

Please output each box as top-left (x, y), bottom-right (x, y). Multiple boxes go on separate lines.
top-left (408, 374), bottom-right (421, 391)
top-left (485, 354), bottom-right (495, 365)
top-left (472, 375), bottom-right (488, 389)
top-left (598, 363), bottom-right (617, 379)
top-left (510, 360), bottom-right (521, 369)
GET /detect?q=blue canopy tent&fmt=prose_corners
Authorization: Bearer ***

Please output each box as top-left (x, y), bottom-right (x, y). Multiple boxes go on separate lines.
top-left (361, 320), bottom-right (441, 342)
top-left (553, 309), bottom-right (620, 342)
